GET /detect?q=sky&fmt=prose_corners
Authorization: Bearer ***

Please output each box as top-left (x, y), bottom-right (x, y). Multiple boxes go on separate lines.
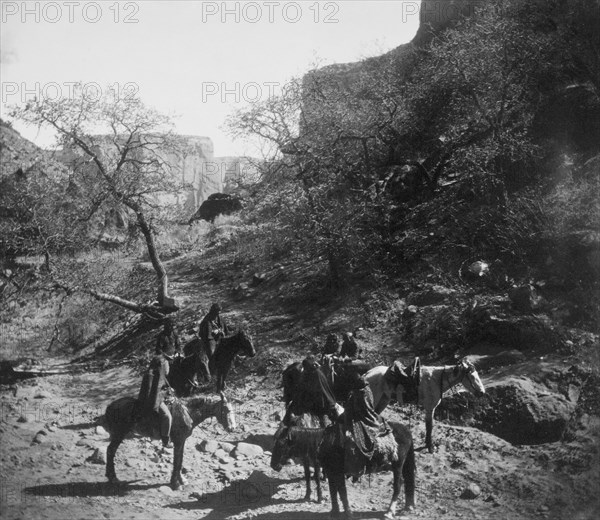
top-left (1, 0), bottom-right (421, 156)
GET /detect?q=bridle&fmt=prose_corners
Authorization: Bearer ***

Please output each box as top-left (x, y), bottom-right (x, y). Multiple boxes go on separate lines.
top-left (440, 360), bottom-right (476, 399)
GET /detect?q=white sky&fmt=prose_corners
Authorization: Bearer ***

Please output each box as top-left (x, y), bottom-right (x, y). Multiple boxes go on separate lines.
top-left (1, 0), bottom-right (420, 156)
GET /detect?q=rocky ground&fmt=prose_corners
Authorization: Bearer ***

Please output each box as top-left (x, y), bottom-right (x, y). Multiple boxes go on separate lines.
top-left (1, 248), bottom-right (599, 520)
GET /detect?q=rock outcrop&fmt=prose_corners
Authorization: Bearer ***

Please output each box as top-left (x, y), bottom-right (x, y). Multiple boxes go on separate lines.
top-left (189, 193), bottom-right (243, 224)
top-left (437, 364), bottom-right (585, 445)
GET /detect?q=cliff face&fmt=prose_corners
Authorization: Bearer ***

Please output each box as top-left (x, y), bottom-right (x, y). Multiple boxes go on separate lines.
top-left (163, 135), bottom-right (216, 212)
top-left (303, 0), bottom-right (474, 94)
top-left (56, 134), bottom-right (218, 214)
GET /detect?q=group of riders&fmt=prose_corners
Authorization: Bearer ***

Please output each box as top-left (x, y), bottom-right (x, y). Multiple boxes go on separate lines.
top-left (136, 303), bottom-right (227, 448)
top-left (136, 304), bottom-right (419, 473)
top-left (285, 332), bottom-right (420, 476)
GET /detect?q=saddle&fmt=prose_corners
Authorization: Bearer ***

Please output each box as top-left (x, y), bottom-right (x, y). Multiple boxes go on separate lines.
top-left (385, 358), bottom-right (421, 404)
top-left (344, 418), bottom-right (395, 480)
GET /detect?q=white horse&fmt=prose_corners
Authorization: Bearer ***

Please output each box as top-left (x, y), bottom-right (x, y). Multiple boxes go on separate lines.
top-left (365, 358), bottom-right (485, 453)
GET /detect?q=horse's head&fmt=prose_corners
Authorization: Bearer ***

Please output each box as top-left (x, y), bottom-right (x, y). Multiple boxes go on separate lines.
top-left (218, 392), bottom-right (236, 432)
top-left (236, 329), bottom-right (256, 358)
top-left (270, 424), bottom-right (291, 472)
top-left (456, 359), bottom-right (485, 397)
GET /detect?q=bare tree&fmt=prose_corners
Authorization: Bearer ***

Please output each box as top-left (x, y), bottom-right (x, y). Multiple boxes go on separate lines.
top-left (8, 84), bottom-right (184, 316)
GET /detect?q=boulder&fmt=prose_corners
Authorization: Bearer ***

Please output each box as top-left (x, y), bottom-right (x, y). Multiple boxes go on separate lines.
top-left (438, 376), bottom-right (578, 445)
top-left (467, 304), bottom-right (563, 353)
top-left (189, 193), bottom-right (243, 224)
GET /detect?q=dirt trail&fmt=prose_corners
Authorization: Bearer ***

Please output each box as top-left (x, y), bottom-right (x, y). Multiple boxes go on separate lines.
top-left (1, 360), bottom-right (598, 520)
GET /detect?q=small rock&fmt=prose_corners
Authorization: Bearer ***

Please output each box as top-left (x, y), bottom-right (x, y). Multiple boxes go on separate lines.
top-left (34, 390), bottom-right (51, 399)
top-left (76, 439), bottom-right (89, 447)
top-left (232, 442), bottom-right (263, 459)
top-left (150, 454), bottom-right (160, 463)
top-left (87, 447), bottom-right (107, 465)
top-left (95, 425), bottom-right (109, 437)
top-left (31, 435), bottom-right (44, 445)
top-left (213, 448), bottom-right (230, 463)
top-left (197, 440), bottom-right (219, 454)
top-left (218, 442), bottom-right (235, 454)
top-left (159, 485), bottom-right (175, 496)
top-left (45, 422), bottom-right (58, 432)
top-left (17, 415), bottom-right (29, 423)
top-left (460, 483), bottom-right (481, 499)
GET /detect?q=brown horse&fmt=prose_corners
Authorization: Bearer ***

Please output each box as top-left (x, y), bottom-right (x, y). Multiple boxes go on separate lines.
top-left (319, 421), bottom-right (416, 519)
top-left (103, 393), bottom-right (236, 490)
top-left (271, 414), bottom-right (324, 503)
top-left (210, 329), bottom-right (256, 392)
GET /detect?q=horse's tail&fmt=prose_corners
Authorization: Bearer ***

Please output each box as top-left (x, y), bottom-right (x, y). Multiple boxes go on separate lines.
top-left (403, 440), bottom-right (416, 508)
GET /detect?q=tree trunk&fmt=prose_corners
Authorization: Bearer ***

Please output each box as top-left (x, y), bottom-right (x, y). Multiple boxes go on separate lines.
top-left (134, 210), bottom-right (172, 308)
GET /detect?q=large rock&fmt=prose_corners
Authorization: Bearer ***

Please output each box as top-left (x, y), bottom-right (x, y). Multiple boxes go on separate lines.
top-left (466, 303), bottom-right (563, 353)
top-left (189, 193), bottom-right (243, 224)
top-left (438, 367), bottom-right (583, 444)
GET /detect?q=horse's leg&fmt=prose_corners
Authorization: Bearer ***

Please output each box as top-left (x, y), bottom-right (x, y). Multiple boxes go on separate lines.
top-left (220, 358), bottom-right (232, 391)
top-left (170, 438), bottom-right (187, 490)
top-left (215, 369), bottom-right (223, 393)
top-left (425, 408), bottom-right (434, 453)
top-left (336, 474), bottom-right (352, 520)
top-left (403, 443), bottom-right (416, 510)
top-left (106, 432), bottom-right (126, 483)
top-left (303, 459), bottom-right (311, 501)
top-left (384, 463), bottom-right (402, 520)
top-left (328, 472), bottom-right (340, 518)
top-left (314, 461), bottom-right (323, 503)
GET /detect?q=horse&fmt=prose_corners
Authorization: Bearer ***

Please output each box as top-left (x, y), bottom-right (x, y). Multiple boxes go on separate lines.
top-left (209, 329), bottom-right (256, 392)
top-left (319, 421), bottom-right (416, 519)
top-left (365, 358), bottom-right (486, 453)
top-left (103, 392), bottom-right (236, 490)
top-left (271, 414), bottom-right (324, 503)
top-left (167, 346), bottom-right (209, 396)
top-left (282, 358), bottom-right (372, 409)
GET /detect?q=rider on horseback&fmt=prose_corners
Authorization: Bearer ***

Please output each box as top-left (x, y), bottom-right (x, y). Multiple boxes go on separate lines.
top-left (156, 319), bottom-right (181, 359)
top-left (341, 371), bottom-right (390, 479)
top-left (198, 303), bottom-right (228, 360)
top-left (285, 355), bottom-right (343, 425)
top-left (137, 320), bottom-right (178, 447)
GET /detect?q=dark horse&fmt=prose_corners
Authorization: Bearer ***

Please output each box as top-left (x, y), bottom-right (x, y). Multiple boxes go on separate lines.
top-left (174, 330), bottom-right (256, 394)
top-left (282, 358), bottom-right (372, 410)
top-left (209, 329), bottom-right (256, 392)
top-left (167, 344), bottom-right (208, 396)
top-left (103, 393), bottom-right (236, 490)
top-left (319, 421), bottom-right (416, 519)
top-left (271, 414), bottom-right (324, 503)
